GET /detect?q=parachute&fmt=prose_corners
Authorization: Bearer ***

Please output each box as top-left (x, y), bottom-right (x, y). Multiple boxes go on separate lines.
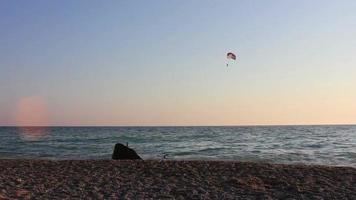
top-left (226, 52), bottom-right (237, 66)
top-left (227, 52), bottom-right (236, 60)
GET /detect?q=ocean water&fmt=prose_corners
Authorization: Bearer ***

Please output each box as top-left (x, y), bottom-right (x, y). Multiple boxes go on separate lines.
top-left (0, 126), bottom-right (355, 167)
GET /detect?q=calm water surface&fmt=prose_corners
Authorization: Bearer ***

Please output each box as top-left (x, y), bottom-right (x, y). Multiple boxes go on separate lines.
top-left (0, 126), bottom-right (355, 167)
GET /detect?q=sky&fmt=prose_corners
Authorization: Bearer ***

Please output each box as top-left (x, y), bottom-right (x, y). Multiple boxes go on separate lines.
top-left (1, 0), bottom-right (356, 126)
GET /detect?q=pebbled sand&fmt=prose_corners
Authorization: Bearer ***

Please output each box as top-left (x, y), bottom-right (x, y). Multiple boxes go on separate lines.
top-left (0, 159), bottom-right (355, 199)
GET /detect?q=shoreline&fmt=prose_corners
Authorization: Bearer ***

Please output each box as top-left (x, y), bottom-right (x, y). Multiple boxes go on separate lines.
top-left (1, 157), bottom-right (355, 168)
top-left (0, 159), bottom-right (355, 199)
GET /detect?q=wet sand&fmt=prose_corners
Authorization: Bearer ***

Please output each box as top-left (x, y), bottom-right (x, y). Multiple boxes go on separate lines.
top-left (0, 159), bottom-right (355, 199)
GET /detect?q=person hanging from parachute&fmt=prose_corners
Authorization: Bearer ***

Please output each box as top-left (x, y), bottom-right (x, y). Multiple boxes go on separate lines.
top-left (226, 52), bottom-right (237, 67)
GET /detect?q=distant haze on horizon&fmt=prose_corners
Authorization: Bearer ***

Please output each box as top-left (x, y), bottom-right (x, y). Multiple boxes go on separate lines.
top-left (1, 1), bottom-right (356, 126)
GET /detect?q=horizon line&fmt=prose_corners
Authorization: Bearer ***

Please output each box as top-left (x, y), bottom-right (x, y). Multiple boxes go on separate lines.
top-left (1, 123), bottom-right (356, 127)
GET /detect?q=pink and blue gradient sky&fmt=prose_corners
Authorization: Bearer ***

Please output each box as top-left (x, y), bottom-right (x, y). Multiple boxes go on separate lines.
top-left (1, 0), bottom-right (356, 126)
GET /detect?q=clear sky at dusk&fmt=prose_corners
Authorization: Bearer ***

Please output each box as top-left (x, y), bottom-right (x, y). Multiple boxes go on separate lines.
top-left (1, 0), bottom-right (356, 126)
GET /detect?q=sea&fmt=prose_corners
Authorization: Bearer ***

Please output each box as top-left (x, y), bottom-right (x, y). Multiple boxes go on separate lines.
top-left (0, 126), bottom-right (355, 167)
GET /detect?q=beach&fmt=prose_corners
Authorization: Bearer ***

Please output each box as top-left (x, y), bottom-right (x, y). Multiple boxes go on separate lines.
top-left (0, 159), bottom-right (355, 199)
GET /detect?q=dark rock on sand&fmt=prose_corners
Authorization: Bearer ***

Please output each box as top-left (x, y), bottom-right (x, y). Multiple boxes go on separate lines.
top-left (112, 143), bottom-right (142, 160)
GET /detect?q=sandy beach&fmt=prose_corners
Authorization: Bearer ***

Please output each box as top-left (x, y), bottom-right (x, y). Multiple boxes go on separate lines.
top-left (0, 159), bottom-right (355, 199)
